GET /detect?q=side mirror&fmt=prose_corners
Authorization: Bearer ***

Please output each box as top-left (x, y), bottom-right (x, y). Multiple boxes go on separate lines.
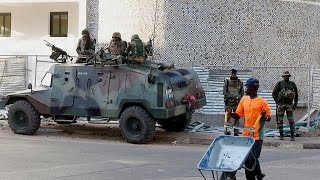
top-left (28, 83), bottom-right (33, 93)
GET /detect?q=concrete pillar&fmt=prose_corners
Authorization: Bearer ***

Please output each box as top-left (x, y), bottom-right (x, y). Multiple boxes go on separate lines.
top-left (86, 0), bottom-right (99, 41)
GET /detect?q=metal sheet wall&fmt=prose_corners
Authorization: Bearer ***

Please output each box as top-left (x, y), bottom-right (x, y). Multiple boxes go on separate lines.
top-left (0, 56), bottom-right (27, 95)
top-left (312, 68), bottom-right (320, 110)
top-left (194, 65), bottom-right (311, 115)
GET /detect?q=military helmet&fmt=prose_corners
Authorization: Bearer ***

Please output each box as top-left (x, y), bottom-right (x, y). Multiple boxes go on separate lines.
top-left (245, 77), bottom-right (259, 87)
top-left (282, 71), bottom-right (291, 77)
top-left (131, 34), bottom-right (139, 40)
top-left (82, 28), bottom-right (90, 35)
top-left (112, 32), bottom-right (121, 39)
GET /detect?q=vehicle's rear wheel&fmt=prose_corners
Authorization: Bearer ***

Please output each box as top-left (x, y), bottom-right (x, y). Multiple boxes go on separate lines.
top-left (161, 111), bottom-right (192, 132)
top-left (8, 100), bottom-right (41, 135)
top-left (119, 106), bottom-right (156, 144)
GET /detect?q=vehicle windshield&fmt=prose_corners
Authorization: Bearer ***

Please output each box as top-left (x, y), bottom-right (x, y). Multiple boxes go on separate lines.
top-left (40, 71), bottom-right (52, 87)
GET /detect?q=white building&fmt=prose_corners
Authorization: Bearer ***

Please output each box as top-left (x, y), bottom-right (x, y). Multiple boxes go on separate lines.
top-left (1, 0), bottom-right (320, 110)
top-left (0, 0), bottom-right (87, 56)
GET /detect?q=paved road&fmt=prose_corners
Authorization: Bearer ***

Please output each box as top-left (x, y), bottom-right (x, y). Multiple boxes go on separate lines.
top-left (0, 132), bottom-right (319, 180)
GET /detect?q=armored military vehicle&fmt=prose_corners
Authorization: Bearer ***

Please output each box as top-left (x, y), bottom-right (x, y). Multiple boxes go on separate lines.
top-left (0, 44), bottom-right (206, 144)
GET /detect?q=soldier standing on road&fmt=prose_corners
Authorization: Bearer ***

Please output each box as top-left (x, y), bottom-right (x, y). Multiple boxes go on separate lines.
top-left (125, 34), bottom-right (146, 63)
top-left (76, 28), bottom-right (95, 63)
top-left (107, 32), bottom-right (127, 63)
top-left (226, 77), bottom-right (271, 180)
top-left (223, 69), bottom-right (244, 136)
top-left (272, 71), bottom-right (298, 141)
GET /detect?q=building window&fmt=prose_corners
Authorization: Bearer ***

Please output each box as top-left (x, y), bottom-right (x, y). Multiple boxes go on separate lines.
top-left (0, 13), bottom-right (11, 37)
top-left (50, 12), bottom-right (68, 37)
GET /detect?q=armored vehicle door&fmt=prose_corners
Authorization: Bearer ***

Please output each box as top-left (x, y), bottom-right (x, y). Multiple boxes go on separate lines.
top-left (125, 71), bottom-right (146, 98)
top-left (50, 65), bottom-right (77, 114)
top-left (105, 67), bottom-right (122, 107)
top-left (73, 66), bottom-right (100, 116)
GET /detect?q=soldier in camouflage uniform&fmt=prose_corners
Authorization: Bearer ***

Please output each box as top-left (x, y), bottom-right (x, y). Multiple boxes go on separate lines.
top-left (272, 71), bottom-right (298, 141)
top-left (107, 32), bottom-right (127, 63)
top-left (125, 34), bottom-right (146, 63)
top-left (223, 69), bottom-right (244, 136)
top-left (76, 29), bottom-right (96, 63)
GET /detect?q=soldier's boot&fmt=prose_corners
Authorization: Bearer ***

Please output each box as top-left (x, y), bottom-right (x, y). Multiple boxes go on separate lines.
top-left (233, 128), bottom-right (239, 136)
top-left (224, 129), bottom-right (231, 135)
top-left (279, 128), bottom-right (284, 140)
top-left (290, 122), bottom-right (295, 141)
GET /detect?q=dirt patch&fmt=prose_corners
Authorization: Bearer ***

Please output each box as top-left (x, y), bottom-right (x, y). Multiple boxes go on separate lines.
top-left (0, 120), bottom-right (185, 145)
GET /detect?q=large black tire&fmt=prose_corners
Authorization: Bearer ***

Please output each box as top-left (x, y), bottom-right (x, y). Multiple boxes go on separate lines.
top-left (8, 100), bottom-right (41, 135)
top-left (161, 111), bottom-right (192, 132)
top-left (119, 106), bottom-right (156, 144)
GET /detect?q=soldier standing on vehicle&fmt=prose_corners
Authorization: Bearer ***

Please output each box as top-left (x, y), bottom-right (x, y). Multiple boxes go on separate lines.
top-left (76, 28), bottom-right (95, 63)
top-left (125, 34), bottom-right (146, 63)
top-left (272, 71), bottom-right (298, 141)
top-left (223, 69), bottom-right (244, 136)
top-left (107, 32), bottom-right (127, 63)
top-left (227, 77), bottom-right (271, 180)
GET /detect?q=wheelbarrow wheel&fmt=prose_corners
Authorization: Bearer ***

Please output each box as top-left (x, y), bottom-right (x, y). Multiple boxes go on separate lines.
top-left (220, 172), bottom-right (236, 180)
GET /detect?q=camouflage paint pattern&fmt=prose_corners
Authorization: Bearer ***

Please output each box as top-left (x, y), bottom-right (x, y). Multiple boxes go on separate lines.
top-left (277, 104), bottom-right (294, 128)
top-left (0, 53), bottom-right (206, 137)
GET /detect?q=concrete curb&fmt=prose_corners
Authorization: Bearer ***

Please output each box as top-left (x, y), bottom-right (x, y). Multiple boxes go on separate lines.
top-left (302, 143), bottom-right (320, 149)
top-left (165, 132), bottom-right (320, 149)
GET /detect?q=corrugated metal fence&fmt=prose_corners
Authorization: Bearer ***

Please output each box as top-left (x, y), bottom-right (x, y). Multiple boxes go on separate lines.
top-left (0, 56), bottom-right (27, 95)
top-left (0, 55), bottom-right (58, 96)
top-left (312, 68), bottom-right (320, 110)
top-left (193, 65), bottom-right (313, 115)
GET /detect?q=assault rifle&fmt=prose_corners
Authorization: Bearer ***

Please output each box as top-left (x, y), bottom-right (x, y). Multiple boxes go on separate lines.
top-left (84, 48), bottom-right (115, 67)
top-left (44, 40), bottom-right (73, 63)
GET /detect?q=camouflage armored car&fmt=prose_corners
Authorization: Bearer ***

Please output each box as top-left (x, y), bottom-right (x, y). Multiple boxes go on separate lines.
top-left (0, 46), bottom-right (206, 144)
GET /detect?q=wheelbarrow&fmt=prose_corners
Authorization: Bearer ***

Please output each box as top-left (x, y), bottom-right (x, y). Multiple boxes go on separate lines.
top-left (197, 135), bottom-right (255, 180)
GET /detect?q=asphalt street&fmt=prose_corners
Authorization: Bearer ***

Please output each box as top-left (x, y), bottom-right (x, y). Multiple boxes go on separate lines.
top-left (0, 132), bottom-right (319, 180)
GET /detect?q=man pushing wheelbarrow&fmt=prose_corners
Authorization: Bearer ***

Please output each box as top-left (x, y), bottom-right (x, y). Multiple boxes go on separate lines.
top-left (198, 77), bottom-right (271, 180)
top-left (225, 77), bottom-right (271, 180)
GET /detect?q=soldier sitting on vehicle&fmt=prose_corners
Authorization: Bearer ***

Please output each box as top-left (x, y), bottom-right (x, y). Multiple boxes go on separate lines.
top-left (107, 32), bottom-right (127, 64)
top-left (125, 34), bottom-right (147, 64)
top-left (76, 28), bottom-right (96, 63)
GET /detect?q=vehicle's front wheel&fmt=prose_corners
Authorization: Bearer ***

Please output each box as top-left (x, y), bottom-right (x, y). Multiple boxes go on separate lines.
top-left (8, 100), bottom-right (41, 135)
top-left (119, 106), bottom-right (156, 144)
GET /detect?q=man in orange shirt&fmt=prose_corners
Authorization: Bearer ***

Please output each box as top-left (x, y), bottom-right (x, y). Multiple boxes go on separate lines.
top-left (227, 77), bottom-right (271, 180)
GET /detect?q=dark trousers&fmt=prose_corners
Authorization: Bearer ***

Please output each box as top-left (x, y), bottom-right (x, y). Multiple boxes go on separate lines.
top-left (245, 140), bottom-right (263, 180)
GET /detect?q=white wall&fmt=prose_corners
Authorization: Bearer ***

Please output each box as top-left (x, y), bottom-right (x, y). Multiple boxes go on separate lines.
top-left (98, 0), bottom-right (162, 46)
top-left (0, 2), bottom-right (81, 55)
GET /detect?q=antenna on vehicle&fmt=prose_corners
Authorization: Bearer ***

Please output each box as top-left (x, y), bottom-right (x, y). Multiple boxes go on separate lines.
top-left (151, 0), bottom-right (158, 62)
top-left (148, 0), bottom-right (159, 84)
